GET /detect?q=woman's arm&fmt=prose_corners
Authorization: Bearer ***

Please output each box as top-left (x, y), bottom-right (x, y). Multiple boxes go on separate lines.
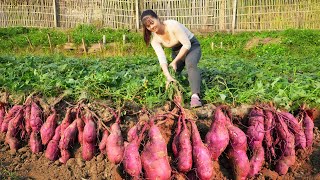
top-left (169, 47), bottom-right (189, 71)
top-left (169, 21), bottom-right (192, 70)
top-left (151, 38), bottom-right (176, 86)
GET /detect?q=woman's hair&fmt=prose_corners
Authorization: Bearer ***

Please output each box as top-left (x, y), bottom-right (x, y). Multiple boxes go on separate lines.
top-left (141, 10), bottom-right (158, 46)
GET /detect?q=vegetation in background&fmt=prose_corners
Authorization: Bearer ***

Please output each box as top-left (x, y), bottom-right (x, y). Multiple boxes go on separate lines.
top-left (0, 25), bottom-right (319, 110)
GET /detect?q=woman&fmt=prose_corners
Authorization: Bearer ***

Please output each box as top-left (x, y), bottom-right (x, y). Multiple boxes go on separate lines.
top-left (141, 9), bottom-right (202, 108)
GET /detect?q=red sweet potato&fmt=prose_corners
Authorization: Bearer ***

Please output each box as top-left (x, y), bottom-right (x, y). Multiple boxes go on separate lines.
top-left (40, 109), bottom-right (57, 145)
top-left (82, 113), bottom-right (97, 161)
top-left (5, 109), bottom-right (24, 151)
top-left (59, 149), bottom-right (71, 164)
top-left (247, 108), bottom-right (265, 148)
top-left (98, 129), bottom-right (109, 154)
top-left (302, 111), bottom-right (314, 148)
top-left (190, 120), bottom-right (214, 180)
top-left (246, 108), bottom-right (265, 178)
top-left (45, 125), bottom-right (61, 161)
top-left (30, 102), bottom-right (43, 133)
top-left (141, 118), bottom-right (171, 180)
top-left (264, 109), bottom-right (276, 159)
top-left (106, 110), bottom-right (124, 164)
top-left (205, 106), bottom-right (230, 161)
top-left (82, 141), bottom-right (96, 161)
top-left (82, 114), bottom-right (96, 143)
top-left (29, 131), bottom-right (42, 153)
top-left (127, 122), bottom-right (141, 143)
top-left (60, 108), bottom-right (72, 134)
top-left (274, 114), bottom-right (296, 175)
top-left (227, 122), bottom-right (249, 180)
top-left (280, 112), bottom-right (306, 149)
top-left (248, 146), bottom-right (265, 178)
top-left (177, 117), bottom-right (192, 173)
top-left (59, 120), bottom-right (78, 150)
top-left (1, 105), bottom-right (22, 133)
top-left (0, 103), bottom-right (5, 128)
top-left (123, 124), bottom-right (147, 178)
top-left (172, 115), bottom-right (182, 158)
top-left (228, 149), bottom-right (250, 180)
top-left (76, 114), bottom-right (85, 145)
top-left (24, 104), bottom-right (32, 135)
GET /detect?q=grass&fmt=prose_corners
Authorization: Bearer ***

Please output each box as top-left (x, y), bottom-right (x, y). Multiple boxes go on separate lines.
top-left (0, 25), bottom-right (319, 110)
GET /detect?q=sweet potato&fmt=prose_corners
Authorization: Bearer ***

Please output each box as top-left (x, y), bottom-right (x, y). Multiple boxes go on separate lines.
top-left (98, 129), bottom-right (109, 154)
top-left (59, 149), bottom-right (71, 164)
top-left (30, 102), bottom-right (43, 133)
top-left (274, 114), bottom-right (296, 175)
top-left (246, 108), bottom-right (265, 178)
top-left (227, 124), bottom-right (247, 152)
top-left (205, 106), bottom-right (230, 161)
top-left (141, 118), bottom-right (171, 180)
top-left (227, 122), bottom-right (249, 180)
top-left (190, 120), bottom-right (214, 180)
top-left (106, 109), bottom-right (124, 164)
top-left (176, 117), bottom-right (192, 173)
top-left (1, 105), bottom-right (22, 133)
top-left (172, 115), bottom-right (182, 158)
top-left (5, 109), bottom-right (24, 151)
top-left (302, 111), bottom-right (314, 148)
top-left (280, 112), bottom-right (306, 149)
top-left (228, 149), bottom-right (250, 180)
top-left (24, 104), bottom-right (32, 135)
top-left (82, 114), bottom-right (97, 143)
top-left (29, 131), bottom-right (42, 153)
top-left (82, 113), bottom-right (96, 161)
top-left (5, 135), bottom-right (19, 152)
top-left (0, 103), bottom-right (5, 128)
top-left (59, 120), bottom-right (78, 150)
top-left (123, 124), bottom-right (147, 178)
top-left (248, 146), bottom-right (265, 178)
top-left (60, 108), bottom-right (72, 134)
top-left (264, 109), bottom-right (276, 159)
top-left (247, 108), bottom-right (265, 148)
top-left (82, 141), bottom-right (96, 161)
top-left (45, 125), bottom-right (61, 161)
top-left (40, 109), bottom-right (57, 145)
top-left (76, 114), bottom-right (85, 145)
top-left (127, 122), bottom-right (141, 143)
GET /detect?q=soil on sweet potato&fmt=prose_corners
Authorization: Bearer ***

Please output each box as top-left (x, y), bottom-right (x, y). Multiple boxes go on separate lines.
top-left (0, 104), bottom-right (319, 180)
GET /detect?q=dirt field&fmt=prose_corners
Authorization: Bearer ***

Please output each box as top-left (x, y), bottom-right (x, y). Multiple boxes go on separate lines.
top-left (0, 104), bottom-right (319, 180)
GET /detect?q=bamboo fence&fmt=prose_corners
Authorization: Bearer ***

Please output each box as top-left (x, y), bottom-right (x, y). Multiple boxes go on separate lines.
top-left (0, 0), bottom-right (319, 31)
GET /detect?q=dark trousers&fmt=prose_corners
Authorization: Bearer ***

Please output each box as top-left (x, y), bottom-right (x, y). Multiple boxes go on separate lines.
top-left (171, 36), bottom-right (202, 95)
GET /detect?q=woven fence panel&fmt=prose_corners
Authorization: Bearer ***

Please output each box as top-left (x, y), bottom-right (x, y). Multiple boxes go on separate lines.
top-left (237, 0), bottom-right (320, 31)
top-left (101, 0), bottom-right (135, 29)
top-left (0, 0), bottom-right (54, 28)
top-left (0, 0), bottom-right (320, 31)
top-left (141, 0), bottom-right (233, 31)
top-left (57, 0), bottom-right (135, 29)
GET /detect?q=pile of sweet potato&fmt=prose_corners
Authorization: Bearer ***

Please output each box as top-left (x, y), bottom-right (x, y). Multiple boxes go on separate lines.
top-left (0, 97), bottom-right (316, 180)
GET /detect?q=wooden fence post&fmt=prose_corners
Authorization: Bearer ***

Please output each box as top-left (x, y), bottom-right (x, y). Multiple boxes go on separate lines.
top-left (232, 0), bottom-right (238, 34)
top-left (53, 0), bottom-right (58, 27)
top-left (135, 0), bottom-right (139, 31)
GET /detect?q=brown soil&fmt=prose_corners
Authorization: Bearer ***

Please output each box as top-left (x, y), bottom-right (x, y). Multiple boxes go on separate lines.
top-left (245, 37), bottom-right (281, 50)
top-left (0, 104), bottom-right (320, 180)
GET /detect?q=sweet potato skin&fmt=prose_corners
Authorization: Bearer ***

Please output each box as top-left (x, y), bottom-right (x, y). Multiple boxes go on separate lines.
top-left (190, 120), bottom-right (214, 180)
top-left (303, 112), bottom-right (314, 148)
top-left (141, 123), bottom-right (172, 180)
top-left (205, 106), bottom-right (230, 161)
top-left (40, 110), bottom-right (57, 145)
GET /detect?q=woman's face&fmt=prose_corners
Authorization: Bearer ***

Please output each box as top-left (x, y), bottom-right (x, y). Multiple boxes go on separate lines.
top-left (143, 16), bottom-right (161, 33)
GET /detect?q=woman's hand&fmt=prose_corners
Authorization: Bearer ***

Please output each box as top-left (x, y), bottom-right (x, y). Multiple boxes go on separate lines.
top-left (169, 61), bottom-right (177, 72)
top-left (166, 76), bottom-right (176, 89)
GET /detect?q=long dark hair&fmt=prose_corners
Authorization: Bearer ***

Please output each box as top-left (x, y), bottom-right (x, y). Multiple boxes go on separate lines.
top-left (141, 10), bottom-right (158, 46)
